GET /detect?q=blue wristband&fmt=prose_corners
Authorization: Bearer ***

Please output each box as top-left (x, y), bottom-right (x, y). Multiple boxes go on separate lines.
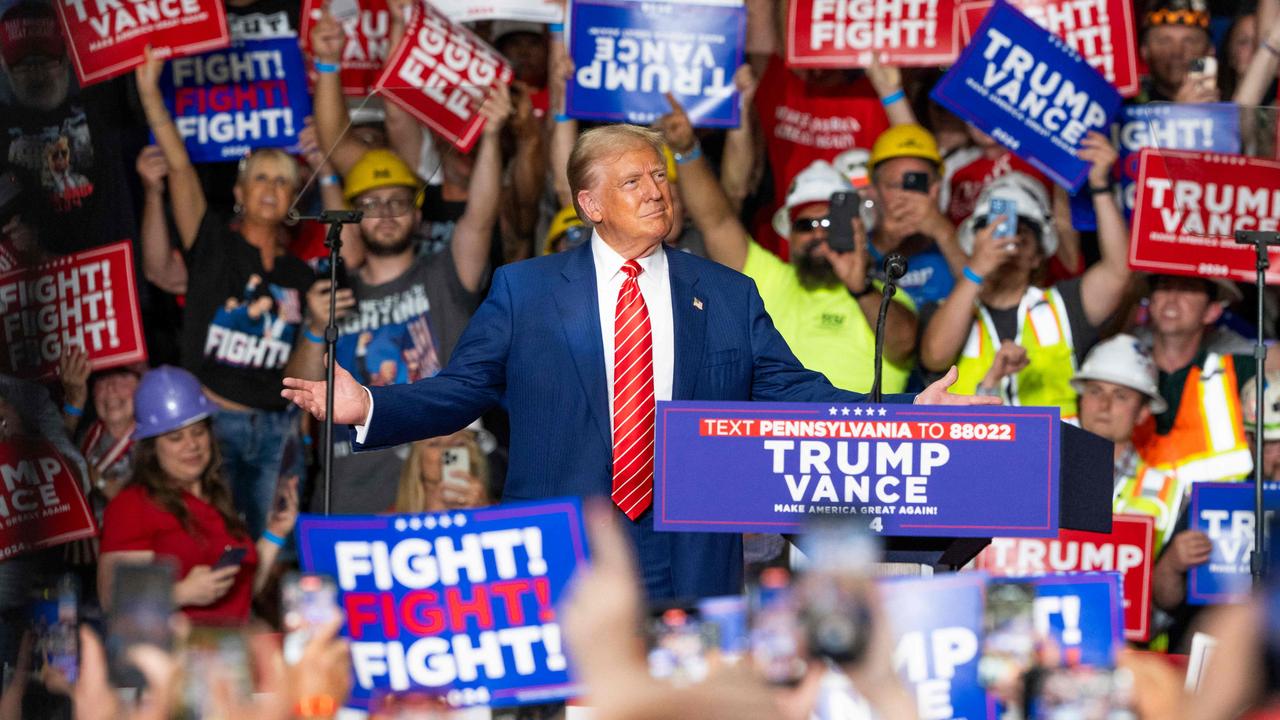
top-left (261, 531), bottom-right (286, 548)
top-left (315, 61), bottom-right (340, 74)
top-left (554, 112), bottom-right (572, 123)
top-left (881, 89), bottom-right (905, 107)
top-left (548, 22), bottom-right (564, 32)
top-left (963, 266), bottom-right (984, 285)
top-left (673, 144), bottom-right (702, 165)
top-left (304, 327), bottom-right (325, 344)
top-left (63, 403), bottom-right (83, 417)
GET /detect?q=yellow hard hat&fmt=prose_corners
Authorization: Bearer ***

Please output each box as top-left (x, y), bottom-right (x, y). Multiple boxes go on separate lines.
top-left (867, 124), bottom-right (942, 172)
top-left (661, 145), bottom-right (678, 183)
top-left (546, 205), bottom-right (585, 253)
top-left (343, 149), bottom-right (423, 203)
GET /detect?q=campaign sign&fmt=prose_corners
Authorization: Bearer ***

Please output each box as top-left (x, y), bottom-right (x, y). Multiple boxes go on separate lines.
top-left (431, 0), bottom-right (564, 23)
top-left (300, 0), bottom-right (391, 97)
top-left (161, 19), bottom-right (312, 162)
top-left (655, 401), bottom-right (1060, 537)
top-left (0, 438), bottom-right (96, 561)
top-left (930, 0), bottom-right (1122, 192)
top-left (1029, 574), bottom-right (1124, 667)
top-left (975, 515), bottom-right (1155, 641)
top-left (0, 241), bottom-right (146, 379)
top-left (1117, 104), bottom-right (1240, 218)
top-left (566, 0), bottom-right (745, 128)
top-left (1130, 149), bottom-right (1280, 285)
top-left (375, 3), bottom-right (513, 153)
top-left (880, 573), bottom-right (986, 720)
top-left (786, 0), bottom-right (960, 68)
top-left (295, 499), bottom-right (587, 710)
top-left (957, 0), bottom-right (1139, 97)
top-left (1187, 482), bottom-right (1280, 605)
top-left (54, 0), bottom-right (230, 86)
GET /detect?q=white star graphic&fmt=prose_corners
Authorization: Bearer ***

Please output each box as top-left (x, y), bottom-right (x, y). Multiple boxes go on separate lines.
top-left (829, 406), bottom-right (838, 416)
top-left (394, 518), bottom-right (407, 531)
top-left (424, 516), bottom-right (437, 530)
top-left (409, 517), bottom-right (422, 531)
top-left (841, 407), bottom-right (850, 416)
top-left (440, 514), bottom-right (453, 528)
top-left (454, 514), bottom-right (467, 527)
top-left (878, 407), bottom-right (887, 416)
top-left (853, 406), bottom-right (863, 416)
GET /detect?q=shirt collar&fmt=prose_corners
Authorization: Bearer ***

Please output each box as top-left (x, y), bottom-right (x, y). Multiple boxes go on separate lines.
top-left (591, 229), bottom-right (666, 284)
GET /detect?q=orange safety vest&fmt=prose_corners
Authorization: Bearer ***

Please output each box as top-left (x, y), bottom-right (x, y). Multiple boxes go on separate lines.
top-left (1133, 353), bottom-right (1253, 484)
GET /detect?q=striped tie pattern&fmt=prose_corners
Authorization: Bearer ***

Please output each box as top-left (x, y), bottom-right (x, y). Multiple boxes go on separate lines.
top-left (611, 260), bottom-right (655, 520)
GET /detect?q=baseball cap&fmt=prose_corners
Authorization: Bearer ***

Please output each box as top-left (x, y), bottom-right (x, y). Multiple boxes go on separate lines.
top-left (0, 1), bottom-right (65, 67)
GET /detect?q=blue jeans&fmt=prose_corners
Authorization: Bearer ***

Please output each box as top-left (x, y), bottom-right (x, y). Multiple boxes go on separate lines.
top-left (212, 406), bottom-right (301, 539)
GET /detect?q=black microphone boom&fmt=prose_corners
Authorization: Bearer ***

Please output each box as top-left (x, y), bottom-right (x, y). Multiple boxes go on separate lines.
top-left (870, 253), bottom-right (906, 404)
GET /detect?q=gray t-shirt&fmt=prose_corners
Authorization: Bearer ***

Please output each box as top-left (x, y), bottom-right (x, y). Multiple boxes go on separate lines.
top-left (318, 252), bottom-right (481, 513)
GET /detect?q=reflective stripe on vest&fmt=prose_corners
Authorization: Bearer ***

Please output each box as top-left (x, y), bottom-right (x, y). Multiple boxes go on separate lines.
top-left (1133, 353), bottom-right (1253, 484)
top-left (1112, 460), bottom-right (1186, 551)
top-left (954, 286), bottom-right (1078, 418)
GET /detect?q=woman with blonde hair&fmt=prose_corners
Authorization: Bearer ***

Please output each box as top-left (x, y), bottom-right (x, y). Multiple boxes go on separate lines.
top-left (393, 425), bottom-right (492, 513)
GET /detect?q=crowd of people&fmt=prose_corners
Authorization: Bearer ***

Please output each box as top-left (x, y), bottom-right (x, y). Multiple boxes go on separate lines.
top-left (5, 0), bottom-right (1280, 714)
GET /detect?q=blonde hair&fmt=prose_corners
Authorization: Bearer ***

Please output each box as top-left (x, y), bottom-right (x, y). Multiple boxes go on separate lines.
top-left (566, 124), bottom-right (665, 220)
top-left (236, 148), bottom-right (300, 190)
top-left (393, 432), bottom-right (489, 513)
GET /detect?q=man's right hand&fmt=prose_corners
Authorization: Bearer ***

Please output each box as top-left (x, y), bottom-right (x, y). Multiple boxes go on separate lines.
top-left (308, 9), bottom-right (345, 63)
top-left (1165, 530), bottom-right (1213, 572)
top-left (282, 361), bottom-right (371, 425)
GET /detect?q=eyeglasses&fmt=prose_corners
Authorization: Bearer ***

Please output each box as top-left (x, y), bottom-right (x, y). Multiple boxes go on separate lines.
top-left (791, 217), bottom-right (831, 234)
top-left (355, 196), bottom-right (415, 218)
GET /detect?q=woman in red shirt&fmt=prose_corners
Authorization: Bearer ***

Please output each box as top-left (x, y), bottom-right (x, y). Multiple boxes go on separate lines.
top-left (98, 366), bottom-right (298, 624)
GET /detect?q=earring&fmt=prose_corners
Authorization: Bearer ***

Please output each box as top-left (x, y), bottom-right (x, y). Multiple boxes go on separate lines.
top-left (233, 203), bottom-right (243, 215)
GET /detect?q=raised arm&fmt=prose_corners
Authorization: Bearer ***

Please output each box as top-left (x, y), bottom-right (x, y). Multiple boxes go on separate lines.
top-left (502, 81), bottom-right (548, 262)
top-left (719, 65), bottom-right (762, 213)
top-left (547, 36), bottom-right (578, 208)
top-left (1234, 8), bottom-right (1280, 106)
top-left (134, 49), bottom-right (205, 250)
top-left (135, 145), bottom-right (188, 294)
top-left (657, 94), bottom-right (749, 270)
top-left (381, 0), bottom-right (427, 169)
top-left (920, 222), bottom-right (1007, 372)
top-left (309, 10), bottom-right (374, 175)
top-left (866, 55), bottom-right (918, 126)
top-left (1076, 132), bottom-right (1131, 327)
top-left (451, 84), bottom-right (512, 292)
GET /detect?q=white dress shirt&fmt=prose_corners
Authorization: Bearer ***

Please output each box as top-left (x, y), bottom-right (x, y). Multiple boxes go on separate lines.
top-left (354, 231), bottom-right (676, 443)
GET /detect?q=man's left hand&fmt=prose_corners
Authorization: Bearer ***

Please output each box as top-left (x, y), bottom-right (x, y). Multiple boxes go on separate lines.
top-left (915, 366), bottom-right (1002, 405)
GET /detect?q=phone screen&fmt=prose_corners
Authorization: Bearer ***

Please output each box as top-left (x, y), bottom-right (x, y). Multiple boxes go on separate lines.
top-left (825, 191), bottom-right (859, 253)
top-left (107, 562), bottom-right (175, 688)
top-left (182, 626), bottom-right (253, 717)
top-left (749, 567), bottom-right (808, 685)
top-left (988, 197), bottom-right (1018, 240)
top-left (213, 545), bottom-right (248, 570)
top-left (29, 575), bottom-right (79, 684)
top-left (283, 573), bottom-right (341, 665)
top-left (646, 606), bottom-right (712, 685)
top-left (979, 581), bottom-right (1037, 694)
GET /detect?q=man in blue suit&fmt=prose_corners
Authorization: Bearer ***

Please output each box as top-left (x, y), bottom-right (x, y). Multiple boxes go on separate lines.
top-left (283, 124), bottom-right (990, 600)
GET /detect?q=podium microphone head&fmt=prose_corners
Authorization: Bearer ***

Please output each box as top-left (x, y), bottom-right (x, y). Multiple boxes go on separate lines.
top-left (285, 207), bottom-right (303, 226)
top-left (883, 253), bottom-right (908, 281)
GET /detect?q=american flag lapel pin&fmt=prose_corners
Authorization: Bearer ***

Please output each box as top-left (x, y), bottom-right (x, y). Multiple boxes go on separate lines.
top-left (693, 297), bottom-right (704, 310)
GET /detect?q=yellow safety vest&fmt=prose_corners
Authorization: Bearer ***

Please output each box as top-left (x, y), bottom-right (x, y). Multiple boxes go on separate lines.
top-left (1112, 459), bottom-right (1187, 552)
top-left (953, 286), bottom-right (1079, 420)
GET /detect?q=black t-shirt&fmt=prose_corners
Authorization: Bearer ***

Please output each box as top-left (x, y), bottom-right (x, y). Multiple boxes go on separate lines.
top-left (983, 277), bottom-right (1100, 365)
top-left (2, 77), bottom-right (138, 256)
top-left (181, 211), bottom-right (313, 409)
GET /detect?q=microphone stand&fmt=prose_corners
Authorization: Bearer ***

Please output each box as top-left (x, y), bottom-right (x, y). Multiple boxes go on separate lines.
top-left (1235, 230), bottom-right (1279, 586)
top-left (290, 209), bottom-right (363, 516)
top-left (870, 254), bottom-right (907, 404)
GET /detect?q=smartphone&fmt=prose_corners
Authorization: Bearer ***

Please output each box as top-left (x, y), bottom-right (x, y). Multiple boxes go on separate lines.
top-left (314, 255), bottom-right (350, 290)
top-left (107, 562), bottom-right (175, 688)
top-left (181, 626), bottom-right (253, 719)
top-left (213, 545), bottom-right (248, 571)
top-left (1189, 56), bottom-right (1218, 78)
top-left (988, 197), bottom-right (1018, 240)
top-left (978, 581), bottom-right (1038, 693)
top-left (795, 519), bottom-right (877, 665)
top-left (282, 573), bottom-right (341, 665)
top-left (29, 575), bottom-right (79, 684)
top-left (1027, 666), bottom-right (1136, 720)
top-left (749, 567), bottom-right (808, 685)
top-left (646, 605), bottom-right (712, 685)
top-left (902, 171), bottom-right (930, 194)
top-left (698, 594), bottom-right (749, 661)
top-left (826, 190), bottom-right (860, 253)
top-left (441, 447), bottom-right (471, 487)
top-left (328, 0), bottom-right (360, 21)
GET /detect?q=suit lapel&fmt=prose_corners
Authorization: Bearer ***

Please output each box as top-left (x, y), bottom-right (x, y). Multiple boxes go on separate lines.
top-left (667, 247), bottom-right (706, 401)
top-left (554, 243), bottom-right (612, 449)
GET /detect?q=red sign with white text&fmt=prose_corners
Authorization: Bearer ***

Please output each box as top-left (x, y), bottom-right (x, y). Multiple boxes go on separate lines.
top-left (958, 0), bottom-right (1139, 97)
top-left (1130, 149), bottom-right (1280, 285)
top-left (786, 0), bottom-right (960, 67)
top-left (300, 0), bottom-right (391, 96)
top-left (374, 4), bottom-right (511, 153)
top-left (974, 514), bottom-right (1155, 641)
top-left (0, 241), bottom-right (147, 379)
top-left (0, 439), bottom-right (96, 561)
top-left (53, 0), bottom-right (230, 85)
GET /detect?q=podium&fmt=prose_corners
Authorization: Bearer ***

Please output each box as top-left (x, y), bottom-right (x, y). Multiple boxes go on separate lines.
top-left (654, 402), bottom-right (1116, 571)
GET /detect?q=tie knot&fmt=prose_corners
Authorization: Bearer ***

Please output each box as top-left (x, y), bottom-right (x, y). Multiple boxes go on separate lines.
top-left (621, 260), bottom-right (642, 279)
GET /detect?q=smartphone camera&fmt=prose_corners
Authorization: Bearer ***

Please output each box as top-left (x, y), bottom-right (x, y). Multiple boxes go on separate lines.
top-left (902, 171), bottom-right (930, 194)
top-left (795, 521), bottom-right (878, 666)
top-left (749, 567), bottom-right (808, 686)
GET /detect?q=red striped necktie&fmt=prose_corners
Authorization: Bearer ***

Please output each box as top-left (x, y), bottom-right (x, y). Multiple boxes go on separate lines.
top-left (611, 259), bottom-right (655, 520)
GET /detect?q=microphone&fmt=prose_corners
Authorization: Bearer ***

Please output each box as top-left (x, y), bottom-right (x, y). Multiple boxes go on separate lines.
top-left (870, 254), bottom-right (907, 404)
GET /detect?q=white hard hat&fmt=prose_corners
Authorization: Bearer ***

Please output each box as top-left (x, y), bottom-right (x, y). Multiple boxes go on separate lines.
top-left (832, 148), bottom-right (872, 189)
top-left (956, 172), bottom-right (1058, 258)
top-left (1070, 334), bottom-right (1168, 414)
top-left (1241, 371), bottom-right (1280, 441)
top-left (771, 160), bottom-right (854, 238)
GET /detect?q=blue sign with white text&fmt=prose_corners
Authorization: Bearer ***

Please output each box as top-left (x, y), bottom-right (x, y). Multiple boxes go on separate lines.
top-left (880, 573), bottom-right (987, 720)
top-left (566, 0), bottom-right (745, 127)
top-left (1030, 573), bottom-right (1123, 668)
top-left (1188, 482), bottom-right (1280, 605)
top-left (296, 499), bottom-right (587, 710)
top-left (654, 401), bottom-right (1061, 537)
top-left (160, 29), bottom-right (312, 162)
top-left (1117, 102), bottom-right (1241, 218)
top-left (930, 0), bottom-right (1122, 192)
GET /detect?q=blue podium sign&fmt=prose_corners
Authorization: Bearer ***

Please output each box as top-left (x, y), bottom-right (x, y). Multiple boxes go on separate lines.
top-left (1187, 482), bottom-right (1280, 605)
top-left (654, 401), bottom-right (1060, 537)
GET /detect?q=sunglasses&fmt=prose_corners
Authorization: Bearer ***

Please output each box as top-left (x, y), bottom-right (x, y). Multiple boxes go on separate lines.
top-left (791, 217), bottom-right (831, 234)
top-left (355, 196), bottom-right (415, 218)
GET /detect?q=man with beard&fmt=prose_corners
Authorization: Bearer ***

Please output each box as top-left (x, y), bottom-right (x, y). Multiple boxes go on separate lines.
top-left (655, 127), bottom-right (917, 392)
top-left (283, 133), bottom-right (505, 511)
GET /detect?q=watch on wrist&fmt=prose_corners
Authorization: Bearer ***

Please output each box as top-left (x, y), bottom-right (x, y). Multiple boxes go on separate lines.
top-left (850, 283), bottom-right (875, 299)
top-left (1088, 182), bottom-right (1116, 195)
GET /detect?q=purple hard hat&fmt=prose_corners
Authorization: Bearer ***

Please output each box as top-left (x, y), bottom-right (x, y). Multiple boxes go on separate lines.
top-left (132, 366), bottom-right (215, 441)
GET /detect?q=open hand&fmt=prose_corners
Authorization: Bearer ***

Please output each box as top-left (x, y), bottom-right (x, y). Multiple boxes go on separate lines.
top-left (915, 366), bottom-right (1003, 406)
top-left (282, 361), bottom-right (371, 424)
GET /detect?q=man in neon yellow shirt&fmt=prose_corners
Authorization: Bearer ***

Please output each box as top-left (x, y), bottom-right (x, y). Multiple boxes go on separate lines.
top-left (656, 106), bottom-right (917, 393)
